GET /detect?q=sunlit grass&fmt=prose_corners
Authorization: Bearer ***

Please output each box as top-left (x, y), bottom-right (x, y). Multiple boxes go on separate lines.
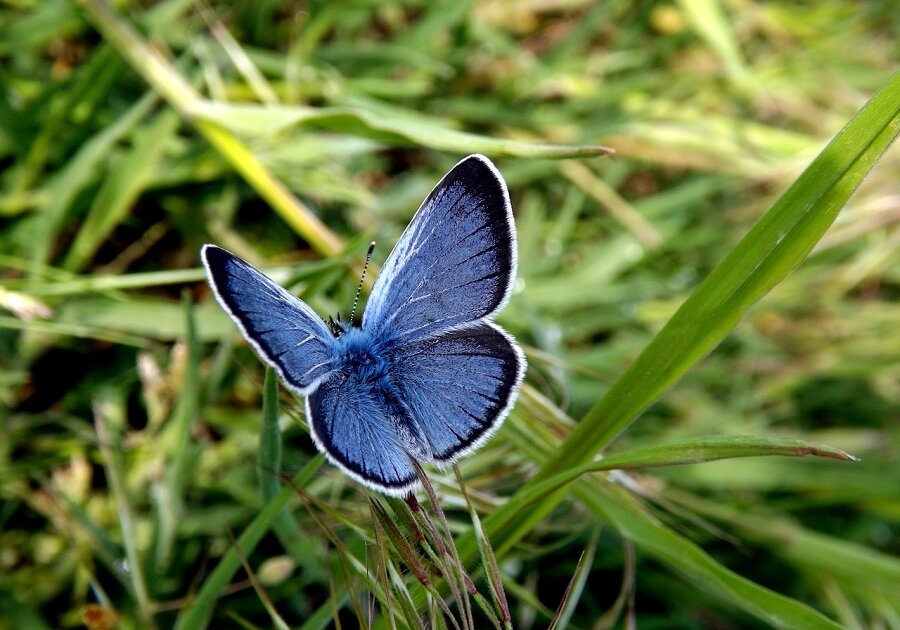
top-left (1, 1), bottom-right (898, 628)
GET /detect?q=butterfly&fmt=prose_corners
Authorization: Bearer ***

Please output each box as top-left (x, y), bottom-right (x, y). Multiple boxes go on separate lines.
top-left (202, 154), bottom-right (526, 496)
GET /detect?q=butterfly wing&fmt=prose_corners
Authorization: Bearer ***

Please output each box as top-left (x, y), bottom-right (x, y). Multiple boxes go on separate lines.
top-left (388, 322), bottom-right (525, 463)
top-left (202, 245), bottom-right (337, 393)
top-left (307, 371), bottom-right (419, 495)
top-left (362, 154), bottom-right (517, 344)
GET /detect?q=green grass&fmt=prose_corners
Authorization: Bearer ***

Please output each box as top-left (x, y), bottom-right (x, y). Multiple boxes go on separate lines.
top-left (1, 1), bottom-right (898, 628)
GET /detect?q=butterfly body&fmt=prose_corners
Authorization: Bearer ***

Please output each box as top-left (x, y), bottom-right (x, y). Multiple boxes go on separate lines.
top-left (323, 326), bottom-right (434, 460)
top-left (333, 326), bottom-right (392, 384)
top-left (203, 154), bottom-right (525, 496)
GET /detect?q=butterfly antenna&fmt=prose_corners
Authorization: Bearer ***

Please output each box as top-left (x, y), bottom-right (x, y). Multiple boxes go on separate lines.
top-left (350, 241), bottom-right (376, 327)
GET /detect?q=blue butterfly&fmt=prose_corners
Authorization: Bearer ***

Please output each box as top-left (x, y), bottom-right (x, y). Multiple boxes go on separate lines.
top-left (202, 154), bottom-right (526, 496)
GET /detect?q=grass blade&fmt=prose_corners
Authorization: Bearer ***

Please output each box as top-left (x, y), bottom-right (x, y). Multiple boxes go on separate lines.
top-left (548, 530), bottom-right (597, 630)
top-left (75, 0), bottom-right (344, 257)
top-left (490, 435), bottom-right (858, 528)
top-left (576, 482), bottom-right (845, 630)
top-left (93, 391), bottom-right (156, 629)
top-left (557, 71), bottom-right (900, 470)
top-left (258, 368), bottom-right (281, 502)
top-left (474, 70), bottom-right (900, 559)
top-left (173, 455), bottom-right (324, 630)
top-left (62, 108), bottom-right (179, 271)
top-left (189, 101), bottom-right (614, 159)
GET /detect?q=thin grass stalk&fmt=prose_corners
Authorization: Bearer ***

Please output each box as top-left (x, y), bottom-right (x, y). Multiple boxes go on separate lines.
top-left (225, 529), bottom-right (291, 630)
top-left (592, 540), bottom-right (635, 630)
top-left (404, 496), bottom-right (465, 630)
top-left (370, 501), bottom-right (433, 591)
top-left (369, 504), bottom-right (398, 630)
top-left (453, 466), bottom-right (510, 629)
top-left (549, 530), bottom-right (598, 630)
top-left (93, 400), bottom-right (156, 629)
top-left (412, 464), bottom-right (476, 630)
top-left (75, 0), bottom-right (343, 257)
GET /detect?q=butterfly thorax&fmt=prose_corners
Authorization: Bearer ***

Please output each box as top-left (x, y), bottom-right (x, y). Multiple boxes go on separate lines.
top-left (333, 327), bottom-right (392, 384)
top-left (333, 326), bottom-right (433, 461)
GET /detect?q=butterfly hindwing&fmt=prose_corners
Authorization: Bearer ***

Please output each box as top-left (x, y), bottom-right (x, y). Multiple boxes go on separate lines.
top-left (307, 371), bottom-right (419, 495)
top-left (202, 245), bottom-right (337, 393)
top-left (362, 154), bottom-right (517, 344)
top-left (389, 322), bottom-right (525, 462)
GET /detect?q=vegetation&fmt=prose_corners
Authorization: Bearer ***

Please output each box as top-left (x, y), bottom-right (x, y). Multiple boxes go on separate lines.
top-left (1, 1), bottom-right (898, 628)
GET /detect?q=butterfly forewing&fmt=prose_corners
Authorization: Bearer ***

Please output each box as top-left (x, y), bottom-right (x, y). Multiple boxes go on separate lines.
top-left (202, 245), bottom-right (337, 393)
top-left (362, 155), bottom-right (517, 344)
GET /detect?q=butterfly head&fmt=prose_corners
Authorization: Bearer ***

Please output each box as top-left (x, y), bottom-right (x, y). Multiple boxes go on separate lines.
top-left (327, 315), bottom-right (351, 338)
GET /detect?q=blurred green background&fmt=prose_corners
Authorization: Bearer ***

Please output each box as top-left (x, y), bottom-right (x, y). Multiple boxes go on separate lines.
top-left (1, 1), bottom-right (898, 628)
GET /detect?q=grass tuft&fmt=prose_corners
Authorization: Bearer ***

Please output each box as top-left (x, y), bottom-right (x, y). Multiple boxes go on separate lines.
top-left (1, 0), bottom-right (897, 627)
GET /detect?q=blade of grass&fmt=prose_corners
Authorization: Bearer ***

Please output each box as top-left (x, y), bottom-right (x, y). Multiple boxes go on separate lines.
top-left (548, 530), bottom-right (597, 630)
top-left (0, 314), bottom-right (148, 347)
top-left (149, 293), bottom-right (201, 580)
top-left (163, 294), bottom-right (201, 501)
top-left (473, 69), bottom-right (900, 561)
top-left (4, 45), bottom-right (122, 211)
top-left (577, 482), bottom-right (845, 630)
top-left (668, 489), bottom-right (900, 597)
top-left (454, 467), bottom-right (510, 629)
top-left (173, 454), bottom-right (324, 630)
top-left (226, 529), bottom-right (291, 630)
top-left (93, 390), bottom-right (156, 629)
top-left (62, 108), bottom-right (180, 271)
top-left (593, 540), bottom-right (635, 630)
top-left (491, 435), bottom-right (858, 552)
top-left (28, 90), bottom-right (158, 273)
top-left (258, 368), bottom-right (281, 502)
top-left (558, 161), bottom-right (663, 249)
top-left (562, 71), bottom-right (900, 468)
top-left (677, 0), bottom-right (751, 86)
top-left (188, 101), bottom-right (614, 159)
top-left (257, 368), bottom-right (332, 581)
top-left (53, 296), bottom-right (234, 342)
top-left (75, 0), bottom-right (344, 257)
top-left (368, 505), bottom-right (399, 630)
top-left (12, 257), bottom-right (338, 296)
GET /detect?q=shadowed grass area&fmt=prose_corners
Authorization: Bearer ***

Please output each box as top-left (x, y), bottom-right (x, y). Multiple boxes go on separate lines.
top-left (1, 1), bottom-right (898, 628)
